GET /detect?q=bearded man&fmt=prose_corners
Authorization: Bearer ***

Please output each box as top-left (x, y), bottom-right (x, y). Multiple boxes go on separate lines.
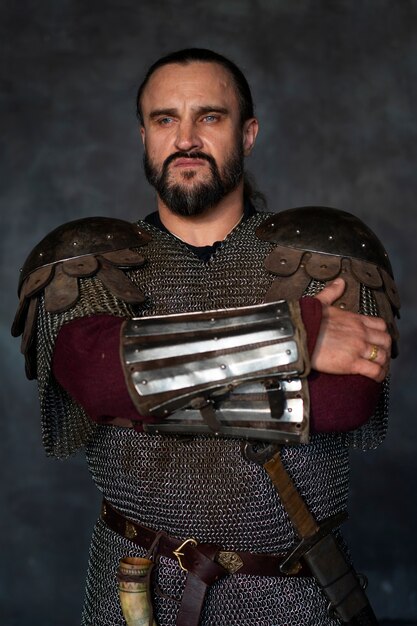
top-left (13, 48), bottom-right (399, 626)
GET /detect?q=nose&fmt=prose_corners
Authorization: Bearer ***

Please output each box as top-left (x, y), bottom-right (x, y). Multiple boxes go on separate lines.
top-left (174, 119), bottom-right (203, 152)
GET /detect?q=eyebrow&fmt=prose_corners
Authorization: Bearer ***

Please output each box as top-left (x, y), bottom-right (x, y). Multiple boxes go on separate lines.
top-left (149, 106), bottom-right (229, 119)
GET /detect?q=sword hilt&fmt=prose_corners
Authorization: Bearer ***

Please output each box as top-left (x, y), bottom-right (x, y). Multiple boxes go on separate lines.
top-left (279, 510), bottom-right (348, 575)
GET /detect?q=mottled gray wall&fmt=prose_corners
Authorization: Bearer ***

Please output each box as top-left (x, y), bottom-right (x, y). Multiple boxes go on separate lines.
top-left (1, 1), bottom-right (416, 624)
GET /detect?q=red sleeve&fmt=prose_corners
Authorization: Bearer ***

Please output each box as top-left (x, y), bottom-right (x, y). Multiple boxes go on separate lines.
top-left (52, 315), bottom-right (149, 429)
top-left (52, 306), bottom-right (382, 433)
top-left (300, 297), bottom-right (382, 432)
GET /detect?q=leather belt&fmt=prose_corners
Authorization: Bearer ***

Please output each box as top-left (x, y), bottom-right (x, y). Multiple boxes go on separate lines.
top-left (101, 498), bottom-right (311, 626)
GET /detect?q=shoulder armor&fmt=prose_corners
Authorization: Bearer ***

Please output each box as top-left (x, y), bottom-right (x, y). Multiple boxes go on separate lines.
top-left (257, 206), bottom-right (400, 355)
top-left (12, 216), bottom-right (152, 378)
top-left (18, 216), bottom-right (152, 292)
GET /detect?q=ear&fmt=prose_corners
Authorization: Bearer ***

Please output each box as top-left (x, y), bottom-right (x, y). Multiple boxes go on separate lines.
top-left (140, 126), bottom-right (146, 147)
top-left (242, 118), bottom-right (259, 156)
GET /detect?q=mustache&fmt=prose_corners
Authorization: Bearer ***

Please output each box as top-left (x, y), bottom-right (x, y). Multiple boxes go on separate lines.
top-left (163, 151), bottom-right (217, 170)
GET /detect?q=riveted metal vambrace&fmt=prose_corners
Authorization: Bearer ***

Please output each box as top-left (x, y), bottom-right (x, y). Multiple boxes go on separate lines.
top-left (120, 300), bottom-right (311, 444)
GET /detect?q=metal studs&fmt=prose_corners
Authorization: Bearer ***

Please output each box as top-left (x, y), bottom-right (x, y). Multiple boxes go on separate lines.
top-left (106, 233), bottom-right (113, 239)
top-left (328, 235), bottom-right (333, 241)
top-left (72, 241), bottom-right (78, 247)
top-left (220, 364), bottom-right (227, 370)
top-left (361, 242), bottom-right (366, 248)
top-left (141, 379), bottom-right (147, 385)
top-left (280, 258), bottom-right (287, 264)
top-left (296, 229), bottom-right (301, 235)
top-left (286, 349), bottom-right (291, 355)
top-left (125, 521), bottom-right (138, 540)
top-left (39, 252), bottom-right (44, 257)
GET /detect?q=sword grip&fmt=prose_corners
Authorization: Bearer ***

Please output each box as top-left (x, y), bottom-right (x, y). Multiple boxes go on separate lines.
top-left (264, 451), bottom-right (318, 537)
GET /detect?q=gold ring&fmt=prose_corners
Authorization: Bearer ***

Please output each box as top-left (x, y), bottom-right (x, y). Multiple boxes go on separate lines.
top-left (368, 345), bottom-right (379, 362)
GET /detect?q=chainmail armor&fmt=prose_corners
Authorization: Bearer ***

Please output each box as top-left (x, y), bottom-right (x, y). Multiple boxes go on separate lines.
top-left (36, 277), bottom-right (136, 457)
top-left (34, 212), bottom-right (388, 625)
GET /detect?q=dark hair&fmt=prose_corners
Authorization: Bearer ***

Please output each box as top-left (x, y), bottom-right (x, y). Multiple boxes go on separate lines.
top-left (136, 48), bottom-right (254, 126)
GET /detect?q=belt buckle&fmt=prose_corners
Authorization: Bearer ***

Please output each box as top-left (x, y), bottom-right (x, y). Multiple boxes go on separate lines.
top-left (173, 537), bottom-right (198, 572)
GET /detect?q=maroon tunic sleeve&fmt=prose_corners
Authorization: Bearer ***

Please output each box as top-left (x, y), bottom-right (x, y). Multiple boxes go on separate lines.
top-left (299, 297), bottom-right (381, 432)
top-left (52, 315), bottom-right (147, 427)
top-left (52, 298), bottom-right (382, 433)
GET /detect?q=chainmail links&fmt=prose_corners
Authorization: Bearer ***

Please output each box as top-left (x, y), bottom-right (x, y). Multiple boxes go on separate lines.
top-left (34, 213), bottom-right (387, 624)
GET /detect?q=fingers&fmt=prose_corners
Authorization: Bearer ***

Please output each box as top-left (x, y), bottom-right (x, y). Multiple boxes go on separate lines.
top-left (354, 335), bottom-right (391, 382)
top-left (362, 326), bottom-right (392, 355)
top-left (362, 315), bottom-right (388, 331)
top-left (311, 297), bottom-right (392, 382)
top-left (354, 358), bottom-right (387, 383)
top-left (315, 278), bottom-right (346, 306)
top-left (356, 345), bottom-right (390, 381)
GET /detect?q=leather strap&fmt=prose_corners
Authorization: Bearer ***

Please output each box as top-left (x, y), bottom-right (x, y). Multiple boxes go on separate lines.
top-left (101, 499), bottom-right (311, 578)
top-left (175, 544), bottom-right (225, 626)
top-left (101, 499), bottom-right (311, 626)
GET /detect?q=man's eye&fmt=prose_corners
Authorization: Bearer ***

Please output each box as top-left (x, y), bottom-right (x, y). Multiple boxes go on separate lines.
top-left (203, 115), bottom-right (218, 123)
top-left (158, 117), bottom-right (174, 125)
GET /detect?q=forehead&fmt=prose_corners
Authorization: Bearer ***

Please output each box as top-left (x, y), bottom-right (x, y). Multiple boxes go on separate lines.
top-left (141, 61), bottom-right (240, 114)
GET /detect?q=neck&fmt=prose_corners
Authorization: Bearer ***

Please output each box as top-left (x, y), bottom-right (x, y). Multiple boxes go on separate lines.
top-left (157, 184), bottom-right (245, 246)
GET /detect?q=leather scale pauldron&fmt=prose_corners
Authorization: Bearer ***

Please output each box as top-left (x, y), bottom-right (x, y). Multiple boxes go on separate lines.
top-left (12, 217), bottom-right (151, 379)
top-left (257, 206), bottom-right (400, 356)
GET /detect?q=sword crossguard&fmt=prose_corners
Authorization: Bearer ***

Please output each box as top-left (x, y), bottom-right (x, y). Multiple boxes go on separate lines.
top-left (279, 510), bottom-right (348, 575)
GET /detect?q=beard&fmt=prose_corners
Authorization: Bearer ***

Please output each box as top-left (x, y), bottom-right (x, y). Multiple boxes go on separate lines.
top-left (143, 142), bottom-right (244, 217)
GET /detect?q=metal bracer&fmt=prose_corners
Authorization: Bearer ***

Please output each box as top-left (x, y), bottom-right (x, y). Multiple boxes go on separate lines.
top-left (121, 300), bottom-right (310, 444)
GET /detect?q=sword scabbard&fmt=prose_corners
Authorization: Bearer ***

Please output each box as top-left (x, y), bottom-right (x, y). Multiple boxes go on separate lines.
top-left (244, 443), bottom-right (378, 625)
top-left (304, 533), bottom-right (378, 625)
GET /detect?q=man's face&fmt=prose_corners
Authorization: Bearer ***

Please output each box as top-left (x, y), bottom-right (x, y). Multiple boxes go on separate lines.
top-left (140, 62), bottom-right (255, 216)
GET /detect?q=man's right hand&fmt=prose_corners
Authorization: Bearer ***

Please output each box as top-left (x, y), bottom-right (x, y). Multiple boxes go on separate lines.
top-left (311, 278), bottom-right (391, 382)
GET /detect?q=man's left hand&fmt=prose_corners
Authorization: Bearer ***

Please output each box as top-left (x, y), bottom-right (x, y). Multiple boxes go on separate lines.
top-left (311, 278), bottom-right (391, 382)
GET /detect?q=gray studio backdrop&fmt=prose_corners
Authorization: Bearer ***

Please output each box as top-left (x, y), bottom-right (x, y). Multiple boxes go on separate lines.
top-left (1, 1), bottom-right (416, 625)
